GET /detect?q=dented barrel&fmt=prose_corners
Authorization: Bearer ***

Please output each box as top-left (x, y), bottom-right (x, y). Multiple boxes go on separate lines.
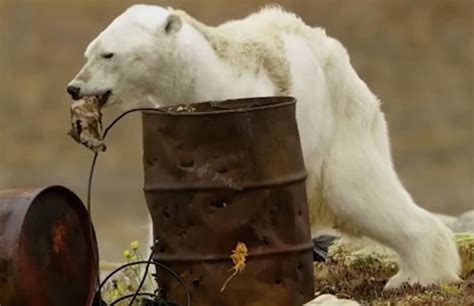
top-left (142, 97), bottom-right (315, 306)
top-left (0, 186), bottom-right (98, 306)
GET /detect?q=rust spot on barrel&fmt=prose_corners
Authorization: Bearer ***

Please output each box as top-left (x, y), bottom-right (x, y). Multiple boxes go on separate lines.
top-left (52, 220), bottom-right (67, 254)
top-left (142, 97), bottom-right (315, 306)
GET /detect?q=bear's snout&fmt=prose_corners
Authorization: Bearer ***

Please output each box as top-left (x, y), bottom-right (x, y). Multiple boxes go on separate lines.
top-left (67, 85), bottom-right (81, 100)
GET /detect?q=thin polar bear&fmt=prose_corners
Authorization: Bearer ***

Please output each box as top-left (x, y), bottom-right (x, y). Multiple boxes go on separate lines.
top-left (67, 4), bottom-right (461, 289)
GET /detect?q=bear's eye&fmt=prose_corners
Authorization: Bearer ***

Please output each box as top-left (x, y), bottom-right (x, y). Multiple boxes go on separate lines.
top-left (102, 53), bottom-right (114, 59)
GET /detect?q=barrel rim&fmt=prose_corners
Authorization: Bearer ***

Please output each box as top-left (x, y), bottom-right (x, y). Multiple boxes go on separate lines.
top-left (142, 96), bottom-right (296, 117)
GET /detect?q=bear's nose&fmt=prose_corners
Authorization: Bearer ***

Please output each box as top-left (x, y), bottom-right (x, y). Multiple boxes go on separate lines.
top-left (67, 85), bottom-right (81, 100)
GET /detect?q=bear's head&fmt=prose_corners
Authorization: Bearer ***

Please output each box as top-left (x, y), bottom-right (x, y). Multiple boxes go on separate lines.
top-left (67, 5), bottom-right (187, 107)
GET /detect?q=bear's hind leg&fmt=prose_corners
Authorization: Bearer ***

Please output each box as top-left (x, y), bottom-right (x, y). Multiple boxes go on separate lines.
top-left (323, 141), bottom-right (461, 289)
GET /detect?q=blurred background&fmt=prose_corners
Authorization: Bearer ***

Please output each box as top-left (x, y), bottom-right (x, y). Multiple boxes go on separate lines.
top-left (0, 0), bottom-right (472, 262)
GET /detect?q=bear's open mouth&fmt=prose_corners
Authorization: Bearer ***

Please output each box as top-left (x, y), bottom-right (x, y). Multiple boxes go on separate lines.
top-left (97, 91), bottom-right (112, 107)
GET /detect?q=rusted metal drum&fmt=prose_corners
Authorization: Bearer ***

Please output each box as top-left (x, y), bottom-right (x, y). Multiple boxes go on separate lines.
top-left (143, 97), bottom-right (315, 306)
top-left (0, 186), bottom-right (98, 306)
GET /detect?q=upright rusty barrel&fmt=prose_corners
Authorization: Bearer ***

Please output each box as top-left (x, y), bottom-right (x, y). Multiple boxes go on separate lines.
top-left (143, 97), bottom-right (314, 306)
top-left (0, 186), bottom-right (98, 306)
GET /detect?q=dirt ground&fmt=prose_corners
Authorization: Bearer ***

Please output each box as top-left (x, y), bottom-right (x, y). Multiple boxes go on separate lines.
top-left (0, 0), bottom-right (473, 262)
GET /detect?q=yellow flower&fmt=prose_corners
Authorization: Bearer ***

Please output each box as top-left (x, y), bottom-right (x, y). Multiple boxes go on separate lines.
top-left (123, 249), bottom-right (132, 259)
top-left (131, 240), bottom-right (140, 250)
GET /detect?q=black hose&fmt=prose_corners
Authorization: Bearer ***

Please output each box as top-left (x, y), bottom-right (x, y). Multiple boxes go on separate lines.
top-left (86, 107), bottom-right (191, 306)
top-left (110, 293), bottom-right (161, 305)
top-left (127, 247), bottom-right (155, 306)
top-left (98, 260), bottom-right (191, 306)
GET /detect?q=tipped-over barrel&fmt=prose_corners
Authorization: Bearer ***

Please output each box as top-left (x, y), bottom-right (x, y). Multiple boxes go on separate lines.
top-left (0, 186), bottom-right (98, 306)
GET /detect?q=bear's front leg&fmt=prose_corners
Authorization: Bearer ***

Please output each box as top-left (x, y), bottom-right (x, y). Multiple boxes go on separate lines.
top-left (322, 137), bottom-right (461, 289)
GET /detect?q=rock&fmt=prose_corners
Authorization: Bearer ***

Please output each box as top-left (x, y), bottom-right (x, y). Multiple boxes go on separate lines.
top-left (435, 210), bottom-right (474, 233)
top-left (304, 294), bottom-right (360, 305)
top-left (451, 210), bottom-right (474, 233)
top-left (434, 213), bottom-right (457, 229)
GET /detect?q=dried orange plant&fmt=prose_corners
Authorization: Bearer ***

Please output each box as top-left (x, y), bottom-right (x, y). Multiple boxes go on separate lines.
top-left (220, 242), bottom-right (249, 292)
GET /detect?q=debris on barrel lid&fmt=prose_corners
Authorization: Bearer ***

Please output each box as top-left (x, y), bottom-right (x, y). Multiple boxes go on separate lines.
top-left (68, 96), bottom-right (106, 152)
top-left (166, 104), bottom-right (197, 113)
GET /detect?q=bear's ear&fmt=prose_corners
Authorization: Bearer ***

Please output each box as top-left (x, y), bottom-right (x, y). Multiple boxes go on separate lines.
top-left (164, 14), bottom-right (182, 34)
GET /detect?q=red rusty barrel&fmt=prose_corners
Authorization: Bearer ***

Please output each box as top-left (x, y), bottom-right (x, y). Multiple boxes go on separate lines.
top-left (0, 186), bottom-right (98, 306)
top-left (142, 97), bottom-right (314, 306)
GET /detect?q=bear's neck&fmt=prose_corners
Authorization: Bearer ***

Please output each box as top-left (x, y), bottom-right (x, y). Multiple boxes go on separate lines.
top-left (153, 22), bottom-right (277, 106)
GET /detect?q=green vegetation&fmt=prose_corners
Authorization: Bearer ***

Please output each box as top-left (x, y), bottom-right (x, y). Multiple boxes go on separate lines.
top-left (102, 241), bottom-right (156, 305)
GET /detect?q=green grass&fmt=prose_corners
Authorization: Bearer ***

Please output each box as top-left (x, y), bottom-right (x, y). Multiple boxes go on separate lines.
top-left (101, 241), bottom-right (156, 306)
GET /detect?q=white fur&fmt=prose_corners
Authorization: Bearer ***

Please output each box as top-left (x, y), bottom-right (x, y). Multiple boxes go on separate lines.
top-left (69, 4), bottom-right (461, 289)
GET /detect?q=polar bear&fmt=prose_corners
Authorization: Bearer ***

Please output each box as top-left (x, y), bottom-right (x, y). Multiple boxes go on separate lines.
top-left (67, 4), bottom-right (461, 289)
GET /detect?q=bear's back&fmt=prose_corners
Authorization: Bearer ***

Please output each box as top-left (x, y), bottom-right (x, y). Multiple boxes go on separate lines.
top-left (218, 6), bottom-right (311, 38)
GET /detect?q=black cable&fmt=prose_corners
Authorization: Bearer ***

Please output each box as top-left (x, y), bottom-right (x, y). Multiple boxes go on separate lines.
top-left (87, 151), bottom-right (100, 304)
top-left (85, 107), bottom-right (191, 306)
top-left (110, 293), bottom-right (161, 306)
top-left (98, 260), bottom-right (191, 304)
top-left (88, 108), bottom-right (165, 214)
top-left (98, 260), bottom-right (191, 306)
top-left (87, 152), bottom-right (99, 213)
top-left (128, 245), bottom-right (155, 306)
top-left (103, 108), bottom-right (165, 139)
top-left (86, 107), bottom-right (164, 280)
top-left (86, 108), bottom-right (160, 248)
